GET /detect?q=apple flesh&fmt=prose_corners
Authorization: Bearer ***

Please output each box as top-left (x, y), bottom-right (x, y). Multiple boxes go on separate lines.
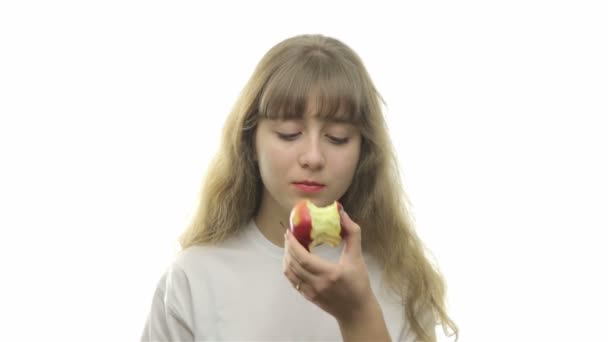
top-left (289, 200), bottom-right (344, 251)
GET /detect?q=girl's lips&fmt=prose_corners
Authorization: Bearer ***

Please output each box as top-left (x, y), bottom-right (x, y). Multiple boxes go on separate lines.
top-left (293, 183), bottom-right (325, 193)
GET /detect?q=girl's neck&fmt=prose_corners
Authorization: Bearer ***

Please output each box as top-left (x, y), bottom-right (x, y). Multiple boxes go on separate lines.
top-left (254, 195), bottom-right (290, 247)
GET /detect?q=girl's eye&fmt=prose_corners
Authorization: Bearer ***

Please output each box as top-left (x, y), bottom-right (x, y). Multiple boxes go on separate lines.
top-left (276, 132), bottom-right (349, 144)
top-left (327, 135), bottom-right (349, 145)
top-left (277, 132), bottom-right (301, 141)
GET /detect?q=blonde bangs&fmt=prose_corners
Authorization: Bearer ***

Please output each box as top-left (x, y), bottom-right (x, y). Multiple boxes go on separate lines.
top-left (257, 52), bottom-right (367, 124)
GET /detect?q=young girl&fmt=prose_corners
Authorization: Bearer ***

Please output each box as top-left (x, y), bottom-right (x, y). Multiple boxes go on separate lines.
top-left (142, 34), bottom-right (458, 342)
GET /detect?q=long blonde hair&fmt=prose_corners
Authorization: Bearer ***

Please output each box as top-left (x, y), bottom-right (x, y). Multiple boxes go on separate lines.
top-left (180, 34), bottom-right (458, 341)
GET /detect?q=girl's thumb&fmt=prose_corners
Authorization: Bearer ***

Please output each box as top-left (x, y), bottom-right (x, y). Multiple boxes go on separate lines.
top-left (340, 209), bottom-right (362, 256)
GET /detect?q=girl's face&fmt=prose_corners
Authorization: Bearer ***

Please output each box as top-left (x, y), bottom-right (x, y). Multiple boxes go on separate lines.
top-left (254, 109), bottom-right (361, 220)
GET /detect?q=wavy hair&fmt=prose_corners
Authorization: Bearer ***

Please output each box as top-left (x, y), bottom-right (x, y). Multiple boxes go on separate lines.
top-left (179, 34), bottom-right (458, 341)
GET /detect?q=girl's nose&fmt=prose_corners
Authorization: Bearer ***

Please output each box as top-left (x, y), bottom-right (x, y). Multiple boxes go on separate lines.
top-left (298, 138), bottom-right (325, 170)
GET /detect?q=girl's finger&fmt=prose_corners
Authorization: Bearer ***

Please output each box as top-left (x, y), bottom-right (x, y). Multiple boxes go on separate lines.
top-left (283, 232), bottom-right (317, 284)
top-left (282, 253), bottom-right (303, 289)
top-left (286, 230), bottom-right (334, 275)
top-left (286, 255), bottom-right (317, 285)
top-left (339, 210), bottom-right (362, 257)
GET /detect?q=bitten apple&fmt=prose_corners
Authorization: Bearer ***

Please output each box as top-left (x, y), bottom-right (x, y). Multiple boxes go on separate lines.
top-left (289, 200), bottom-right (344, 250)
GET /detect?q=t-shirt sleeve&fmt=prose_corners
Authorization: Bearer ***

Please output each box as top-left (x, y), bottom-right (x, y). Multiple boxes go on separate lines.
top-left (141, 266), bottom-right (194, 342)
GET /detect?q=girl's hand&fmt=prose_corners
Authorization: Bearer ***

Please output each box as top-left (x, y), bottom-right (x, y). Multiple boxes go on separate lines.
top-left (282, 210), bottom-right (378, 323)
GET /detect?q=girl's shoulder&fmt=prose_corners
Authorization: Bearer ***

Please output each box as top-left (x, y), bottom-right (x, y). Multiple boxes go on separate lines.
top-left (171, 222), bottom-right (257, 272)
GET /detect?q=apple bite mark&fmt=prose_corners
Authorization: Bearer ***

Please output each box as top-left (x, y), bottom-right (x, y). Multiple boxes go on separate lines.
top-left (307, 201), bottom-right (342, 248)
top-left (289, 200), bottom-right (343, 251)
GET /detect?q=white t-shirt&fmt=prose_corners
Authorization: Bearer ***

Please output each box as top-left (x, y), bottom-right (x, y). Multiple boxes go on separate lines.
top-left (142, 219), bottom-right (422, 341)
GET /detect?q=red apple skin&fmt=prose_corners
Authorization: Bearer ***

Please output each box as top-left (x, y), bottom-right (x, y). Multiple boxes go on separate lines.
top-left (289, 200), bottom-right (344, 250)
top-left (289, 201), bottom-right (313, 250)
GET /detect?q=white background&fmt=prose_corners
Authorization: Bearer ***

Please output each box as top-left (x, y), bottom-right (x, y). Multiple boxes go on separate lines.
top-left (1, 1), bottom-right (606, 341)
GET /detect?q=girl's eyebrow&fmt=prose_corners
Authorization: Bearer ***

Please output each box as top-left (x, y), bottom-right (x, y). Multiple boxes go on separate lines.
top-left (327, 118), bottom-right (352, 124)
top-left (324, 117), bottom-right (357, 127)
top-left (270, 118), bottom-right (302, 124)
top-left (270, 116), bottom-right (355, 127)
